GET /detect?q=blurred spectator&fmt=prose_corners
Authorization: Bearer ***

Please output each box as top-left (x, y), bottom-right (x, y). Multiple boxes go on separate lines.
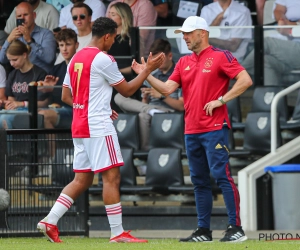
top-left (0, 2), bottom-right (57, 73)
top-left (114, 39), bottom-right (184, 150)
top-left (4, 0), bottom-right (59, 34)
top-left (46, 0), bottom-right (72, 12)
top-left (256, 0), bottom-right (266, 25)
top-left (106, 0), bottom-right (157, 57)
top-left (38, 29), bottom-right (77, 162)
top-left (59, 0), bottom-right (106, 33)
top-left (107, 2), bottom-right (134, 112)
top-left (151, 0), bottom-right (168, 19)
top-left (39, 29), bottom-right (77, 129)
top-left (0, 40), bottom-right (48, 129)
top-left (0, 64), bottom-right (5, 101)
top-left (200, 0), bottom-right (252, 63)
top-left (55, 2), bottom-right (92, 64)
top-left (242, 0), bottom-right (300, 86)
top-left (273, 0), bottom-right (299, 24)
top-left (108, 2), bottom-right (133, 80)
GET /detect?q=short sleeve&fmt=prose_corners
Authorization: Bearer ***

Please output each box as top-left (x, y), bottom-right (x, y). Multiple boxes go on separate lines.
top-left (63, 63), bottom-right (71, 90)
top-left (219, 51), bottom-right (245, 79)
top-left (168, 61), bottom-right (182, 86)
top-left (5, 70), bottom-right (15, 97)
top-left (0, 65), bottom-right (6, 88)
top-left (92, 53), bottom-right (124, 86)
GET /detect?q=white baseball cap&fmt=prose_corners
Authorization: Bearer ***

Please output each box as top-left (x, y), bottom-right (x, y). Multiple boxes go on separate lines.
top-left (174, 16), bottom-right (209, 34)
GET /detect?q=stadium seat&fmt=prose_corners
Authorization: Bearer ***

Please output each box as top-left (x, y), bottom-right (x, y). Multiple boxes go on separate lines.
top-left (89, 148), bottom-right (139, 195)
top-left (149, 112), bottom-right (185, 150)
top-left (113, 113), bottom-right (140, 150)
top-left (251, 86), bottom-right (288, 124)
top-left (227, 96), bottom-right (245, 130)
top-left (133, 112), bottom-right (186, 158)
top-left (136, 148), bottom-right (193, 195)
top-left (250, 86), bottom-right (300, 130)
top-left (52, 147), bottom-right (75, 186)
top-left (229, 112), bottom-right (282, 158)
top-left (12, 113), bottom-right (44, 129)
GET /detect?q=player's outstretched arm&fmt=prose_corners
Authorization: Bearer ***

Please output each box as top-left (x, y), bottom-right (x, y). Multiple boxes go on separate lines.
top-left (132, 57), bottom-right (179, 97)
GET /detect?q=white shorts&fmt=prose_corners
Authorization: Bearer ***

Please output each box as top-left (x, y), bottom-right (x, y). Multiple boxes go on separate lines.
top-left (73, 134), bottom-right (123, 173)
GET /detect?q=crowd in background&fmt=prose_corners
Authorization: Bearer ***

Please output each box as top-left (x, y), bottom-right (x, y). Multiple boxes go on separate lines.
top-left (0, 0), bottom-right (299, 132)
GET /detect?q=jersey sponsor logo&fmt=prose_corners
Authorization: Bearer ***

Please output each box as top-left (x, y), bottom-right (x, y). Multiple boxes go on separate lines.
top-left (202, 69), bottom-right (211, 73)
top-left (184, 66), bottom-right (190, 70)
top-left (73, 103), bottom-right (85, 109)
top-left (204, 58), bottom-right (213, 68)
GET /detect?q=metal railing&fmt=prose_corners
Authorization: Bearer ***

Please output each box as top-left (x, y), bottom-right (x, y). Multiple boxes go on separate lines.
top-left (0, 129), bottom-right (88, 237)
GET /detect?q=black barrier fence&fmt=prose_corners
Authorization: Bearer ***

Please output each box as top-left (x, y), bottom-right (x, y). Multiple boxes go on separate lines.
top-left (0, 129), bottom-right (89, 237)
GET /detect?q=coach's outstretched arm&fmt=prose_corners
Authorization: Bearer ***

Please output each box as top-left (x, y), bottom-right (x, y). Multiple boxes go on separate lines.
top-left (131, 57), bottom-right (179, 97)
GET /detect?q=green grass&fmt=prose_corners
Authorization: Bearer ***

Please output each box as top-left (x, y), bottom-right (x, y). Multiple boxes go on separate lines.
top-left (0, 238), bottom-right (300, 250)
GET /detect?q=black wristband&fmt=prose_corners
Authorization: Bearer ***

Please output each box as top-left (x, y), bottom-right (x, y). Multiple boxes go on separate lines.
top-left (160, 95), bottom-right (165, 100)
top-left (27, 38), bottom-right (35, 45)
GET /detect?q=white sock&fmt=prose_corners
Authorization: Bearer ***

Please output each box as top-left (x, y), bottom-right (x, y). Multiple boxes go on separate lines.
top-left (148, 109), bottom-right (165, 116)
top-left (105, 202), bottom-right (124, 238)
top-left (43, 193), bottom-right (74, 225)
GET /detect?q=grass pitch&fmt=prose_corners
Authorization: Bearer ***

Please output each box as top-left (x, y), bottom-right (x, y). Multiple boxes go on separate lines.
top-left (0, 238), bottom-right (300, 250)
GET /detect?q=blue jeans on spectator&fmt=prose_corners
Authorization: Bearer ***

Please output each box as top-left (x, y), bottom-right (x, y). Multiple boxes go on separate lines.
top-left (0, 107), bottom-right (28, 129)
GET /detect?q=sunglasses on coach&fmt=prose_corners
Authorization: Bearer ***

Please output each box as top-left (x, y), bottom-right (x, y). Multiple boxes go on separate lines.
top-left (72, 14), bottom-right (86, 21)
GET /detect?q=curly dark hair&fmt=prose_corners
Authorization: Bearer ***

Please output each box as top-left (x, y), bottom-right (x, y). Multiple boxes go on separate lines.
top-left (92, 17), bottom-right (117, 38)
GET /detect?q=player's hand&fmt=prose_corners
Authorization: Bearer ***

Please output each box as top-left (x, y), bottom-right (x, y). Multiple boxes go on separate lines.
top-left (7, 27), bottom-right (22, 43)
top-left (203, 100), bottom-right (223, 116)
top-left (110, 110), bottom-right (118, 120)
top-left (131, 59), bottom-right (146, 74)
top-left (145, 52), bottom-right (165, 73)
top-left (38, 75), bottom-right (59, 93)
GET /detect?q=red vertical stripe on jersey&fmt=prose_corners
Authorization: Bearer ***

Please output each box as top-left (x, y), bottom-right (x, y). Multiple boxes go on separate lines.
top-left (69, 48), bottom-right (101, 138)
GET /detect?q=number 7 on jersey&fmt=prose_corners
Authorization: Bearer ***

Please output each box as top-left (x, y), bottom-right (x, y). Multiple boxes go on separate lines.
top-left (74, 63), bottom-right (83, 97)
